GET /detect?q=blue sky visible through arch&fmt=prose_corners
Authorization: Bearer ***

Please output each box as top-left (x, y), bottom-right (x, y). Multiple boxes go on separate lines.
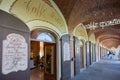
top-left (36, 32), bottom-right (55, 42)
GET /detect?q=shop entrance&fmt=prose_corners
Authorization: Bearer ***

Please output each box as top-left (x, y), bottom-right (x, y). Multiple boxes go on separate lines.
top-left (30, 30), bottom-right (56, 80)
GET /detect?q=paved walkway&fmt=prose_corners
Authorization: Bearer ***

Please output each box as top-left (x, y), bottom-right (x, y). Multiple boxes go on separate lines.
top-left (72, 60), bottom-right (120, 80)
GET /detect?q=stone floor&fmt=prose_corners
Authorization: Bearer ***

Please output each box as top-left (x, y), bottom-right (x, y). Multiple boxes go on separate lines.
top-left (72, 59), bottom-right (120, 80)
top-left (30, 68), bottom-right (44, 80)
top-left (30, 60), bottom-right (120, 80)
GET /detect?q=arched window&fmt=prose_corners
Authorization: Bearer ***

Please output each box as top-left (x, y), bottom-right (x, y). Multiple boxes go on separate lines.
top-left (36, 32), bottom-right (55, 42)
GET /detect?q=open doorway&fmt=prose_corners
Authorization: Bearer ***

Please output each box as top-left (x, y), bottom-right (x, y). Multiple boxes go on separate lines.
top-left (80, 45), bottom-right (84, 68)
top-left (30, 30), bottom-right (57, 80)
top-left (80, 40), bottom-right (84, 68)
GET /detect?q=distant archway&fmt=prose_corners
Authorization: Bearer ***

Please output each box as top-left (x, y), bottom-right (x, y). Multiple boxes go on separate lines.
top-left (30, 28), bottom-right (59, 80)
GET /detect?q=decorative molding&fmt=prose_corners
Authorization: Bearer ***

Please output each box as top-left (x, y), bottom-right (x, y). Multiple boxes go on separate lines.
top-left (26, 20), bottom-right (62, 37)
top-left (0, 0), bottom-right (16, 12)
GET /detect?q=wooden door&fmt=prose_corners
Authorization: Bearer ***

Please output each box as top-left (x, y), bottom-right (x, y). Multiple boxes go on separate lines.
top-left (44, 42), bottom-right (56, 80)
top-left (80, 46), bottom-right (84, 68)
top-left (30, 40), bottom-right (40, 68)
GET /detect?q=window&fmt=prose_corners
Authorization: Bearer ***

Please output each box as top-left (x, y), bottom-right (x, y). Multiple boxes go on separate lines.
top-left (36, 32), bottom-right (55, 42)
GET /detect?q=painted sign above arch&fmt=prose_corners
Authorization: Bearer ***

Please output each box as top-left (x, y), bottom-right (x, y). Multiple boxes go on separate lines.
top-left (3, 0), bottom-right (68, 34)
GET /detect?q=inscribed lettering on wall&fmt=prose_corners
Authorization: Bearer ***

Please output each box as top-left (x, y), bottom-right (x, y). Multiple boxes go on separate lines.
top-left (2, 33), bottom-right (28, 75)
top-left (10, 0), bottom-right (67, 34)
top-left (63, 42), bottom-right (70, 61)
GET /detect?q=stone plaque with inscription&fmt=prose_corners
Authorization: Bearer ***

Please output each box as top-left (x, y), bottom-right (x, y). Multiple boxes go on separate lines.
top-left (63, 42), bottom-right (70, 61)
top-left (2, 33), bottom-right (28, 75)
top-left (0, 10), bottom-right (29, 80)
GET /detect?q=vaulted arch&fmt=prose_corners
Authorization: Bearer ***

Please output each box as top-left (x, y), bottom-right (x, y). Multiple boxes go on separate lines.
top-left (73, 23), bottom-right (88, 41)
top-left (88, 33), bottom-right (96, 43)
top-left (0, 0), bottom-right (68, 35)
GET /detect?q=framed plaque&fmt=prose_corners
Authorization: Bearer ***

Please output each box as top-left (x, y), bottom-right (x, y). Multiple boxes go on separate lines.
top-left (2, 33), bottom-right (28, 75)
top-left (63, 42), bottom-right (70, 61)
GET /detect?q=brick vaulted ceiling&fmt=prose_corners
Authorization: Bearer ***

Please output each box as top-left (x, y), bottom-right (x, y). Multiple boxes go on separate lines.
top-left (54, 0), bottom-right (120, 48)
